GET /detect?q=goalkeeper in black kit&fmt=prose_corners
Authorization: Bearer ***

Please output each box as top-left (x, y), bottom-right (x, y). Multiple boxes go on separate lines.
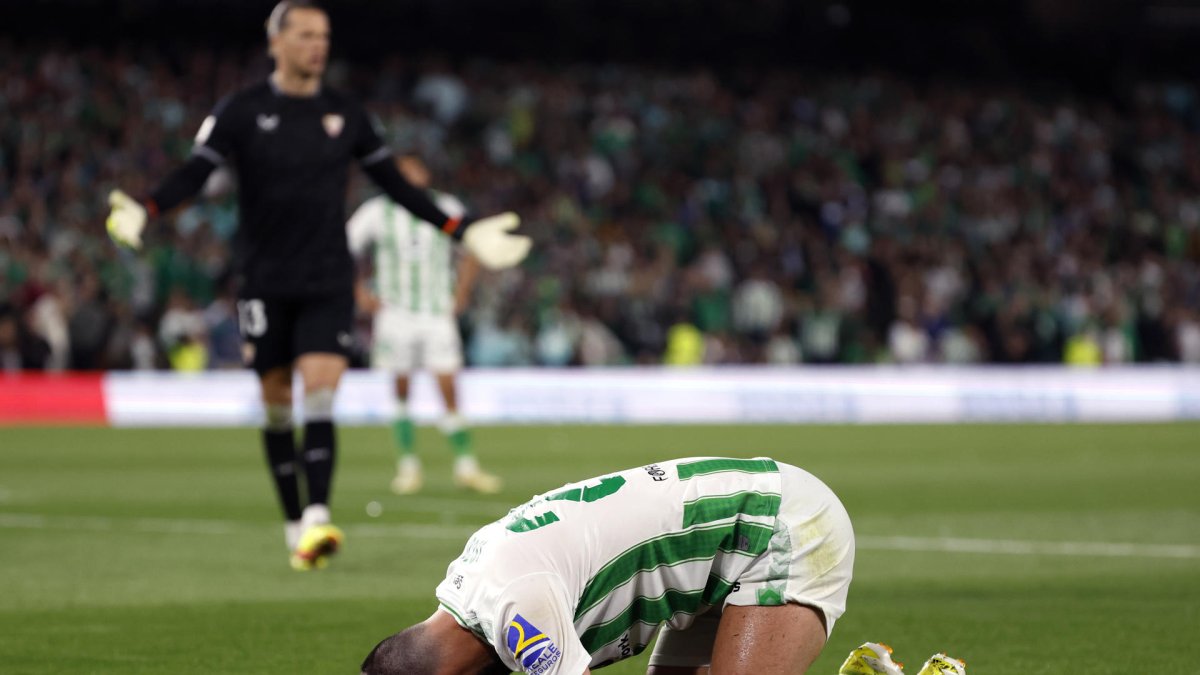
top-left (106, 0), bottom-right (530, 570)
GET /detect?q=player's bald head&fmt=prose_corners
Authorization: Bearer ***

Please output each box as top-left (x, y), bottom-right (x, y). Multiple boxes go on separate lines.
top-left (360, 625), bottom-right (436, 675)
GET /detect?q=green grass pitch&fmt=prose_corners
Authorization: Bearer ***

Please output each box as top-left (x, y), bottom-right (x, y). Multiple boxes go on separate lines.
top-left (1, 423), bottom-right (1198, 674)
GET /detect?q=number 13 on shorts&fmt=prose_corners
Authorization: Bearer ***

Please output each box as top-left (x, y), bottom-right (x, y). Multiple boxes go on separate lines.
top-left (238, 299), bottom-right (268, 337)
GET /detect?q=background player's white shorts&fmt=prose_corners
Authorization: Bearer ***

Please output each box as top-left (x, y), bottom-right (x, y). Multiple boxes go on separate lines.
top-left (648, 463), bottom-right (855, 667)
top-left (372, 309), bottom-right (463, 373)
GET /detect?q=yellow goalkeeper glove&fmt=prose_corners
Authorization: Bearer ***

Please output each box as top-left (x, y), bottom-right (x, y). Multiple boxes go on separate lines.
top-left (106, 189), bottom-right (148, 250)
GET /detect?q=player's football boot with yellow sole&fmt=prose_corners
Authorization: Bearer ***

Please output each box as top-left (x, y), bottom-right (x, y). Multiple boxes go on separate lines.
top-left (839, 642), bottom-right (905, 675)
top-left (289, 523), bottom-right (344, 571)
top-left (915, 653), bottom-right (966, 675)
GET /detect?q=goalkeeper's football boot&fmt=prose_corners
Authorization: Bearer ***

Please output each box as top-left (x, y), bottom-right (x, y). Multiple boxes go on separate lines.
top-left (839, 642), bottom-right (905, 675)
top-left (290, 523), bottom-right (345, 570)
top-left (453, 456), bottom-right (503, 494)
top-left (289, 504), bottom-right (343, 570)
top-left (915, 653), bottom-right (966, 675)
top-left (391, 455), bottom-right (424, 495)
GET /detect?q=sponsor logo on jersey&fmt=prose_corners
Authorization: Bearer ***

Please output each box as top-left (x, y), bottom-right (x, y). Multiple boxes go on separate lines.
top-left (642, 464), bottom-right (668, 482)
top-left (256, 114), bottom-right (280, 132)
top-left (322, 114), bottom-right (344, 138)
top-left (507, 614), bottom-right (561, 674)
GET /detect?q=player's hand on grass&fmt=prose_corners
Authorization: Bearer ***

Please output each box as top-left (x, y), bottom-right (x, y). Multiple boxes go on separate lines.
top-left (461, 212), bottom-right (531, 270)
top-left (106, 189), bottom-right (148, 250)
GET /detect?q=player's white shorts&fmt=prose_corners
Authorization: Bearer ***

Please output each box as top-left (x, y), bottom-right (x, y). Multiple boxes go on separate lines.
top-left (648, 463), bottom-right (855, 668)
top-left (372, 308), bottom-right (463, 374)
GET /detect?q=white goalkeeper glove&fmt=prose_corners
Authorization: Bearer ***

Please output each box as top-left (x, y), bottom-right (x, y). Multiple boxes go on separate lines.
top-left (106, 189), bottom-right (148, 250)
top-left (460, 212), bottom-right (531, 270)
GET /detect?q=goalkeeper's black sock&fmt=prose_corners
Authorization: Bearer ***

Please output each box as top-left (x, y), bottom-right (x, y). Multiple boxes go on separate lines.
top-left (262, 425), bottom-right (302, 522)
top-left (302, 421), bottom-right (336, 506)
top-left (302, 389), bottom-right (337, 507)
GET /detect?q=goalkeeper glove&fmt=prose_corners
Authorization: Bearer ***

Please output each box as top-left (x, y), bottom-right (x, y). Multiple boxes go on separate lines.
top-left (106, 189), bottom-right (149, 250)
top-left (459, 212), bottom-right (531, 270)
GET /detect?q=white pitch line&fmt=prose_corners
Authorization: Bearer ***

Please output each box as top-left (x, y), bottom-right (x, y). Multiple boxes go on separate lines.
top-left (857, 535), bottom-right (1200, 559)
top-left (378, 496), bottom-right (512, 517)
top-left (347, 522), bottom-right (477, 540)
top-left (0, 513), bottom-right (239, 535)
top-left (0, 512), bottom-right (475, 540)
top-left (2, 513), bottom-right (1198, 559)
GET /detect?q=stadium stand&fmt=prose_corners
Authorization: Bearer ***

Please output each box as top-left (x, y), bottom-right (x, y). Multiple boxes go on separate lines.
top-left (2, 45), bottom-right (1199, 370)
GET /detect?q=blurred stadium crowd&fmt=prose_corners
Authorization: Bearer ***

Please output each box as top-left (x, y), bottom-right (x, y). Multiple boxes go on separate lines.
top-left (3, 44), bottom-right (1200, 371)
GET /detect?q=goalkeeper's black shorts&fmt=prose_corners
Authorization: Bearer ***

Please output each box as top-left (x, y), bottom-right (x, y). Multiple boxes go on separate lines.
top-left (236, 291), bottom-right (354, 374)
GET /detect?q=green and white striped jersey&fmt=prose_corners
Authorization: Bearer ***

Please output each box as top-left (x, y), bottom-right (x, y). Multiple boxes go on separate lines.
top-left (346, 192), bottom-right (464, 316)
top-left (435, 457), bottom-right (783, 674)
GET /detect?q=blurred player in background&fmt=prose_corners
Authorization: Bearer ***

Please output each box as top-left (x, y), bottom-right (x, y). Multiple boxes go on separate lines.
top-left (348, 154), bottom-right (502, 495)
top-left (105, 0), bottom-right (529, 570)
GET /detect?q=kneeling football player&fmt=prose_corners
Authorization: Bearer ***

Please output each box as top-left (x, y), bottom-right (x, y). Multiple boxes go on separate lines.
top-left (361, 457), bottom-right (855, 674)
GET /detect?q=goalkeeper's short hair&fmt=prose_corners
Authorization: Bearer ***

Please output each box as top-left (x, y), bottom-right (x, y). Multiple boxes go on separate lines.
top-left (266, 0), bottom-right (326, 38)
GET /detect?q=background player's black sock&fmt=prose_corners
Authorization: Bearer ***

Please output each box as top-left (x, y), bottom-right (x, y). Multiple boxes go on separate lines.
top-left (263, 428), bottom-right (303, 521)
top-left (302, 420), bottom-right (336, 506)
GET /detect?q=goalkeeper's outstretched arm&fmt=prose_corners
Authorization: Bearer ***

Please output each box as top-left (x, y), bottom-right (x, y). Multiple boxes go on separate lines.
top-left (106, 155), bottom-right (217, 250)
top-left (146, 155), bottom-right (219, 215)
top-left (360, 156), bottom-right (530, 270)
top-left (360, 157), bottom-right (464, 235)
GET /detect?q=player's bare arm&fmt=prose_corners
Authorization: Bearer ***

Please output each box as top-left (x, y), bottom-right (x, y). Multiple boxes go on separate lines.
top-left (454, 253), bottom-right (482, 316)
top-left (355, 276), bottom-right (382, 315)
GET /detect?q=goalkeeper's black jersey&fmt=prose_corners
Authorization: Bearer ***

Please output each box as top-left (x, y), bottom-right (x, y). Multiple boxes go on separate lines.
top-left (192, 80), bottom-right (391, 298)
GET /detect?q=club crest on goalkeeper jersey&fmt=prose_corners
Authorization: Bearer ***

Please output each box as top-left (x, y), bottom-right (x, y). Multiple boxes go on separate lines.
top-left (191, 81), bottom-right (391, 298)
top-left (435, 457), bottom-right (784, 673)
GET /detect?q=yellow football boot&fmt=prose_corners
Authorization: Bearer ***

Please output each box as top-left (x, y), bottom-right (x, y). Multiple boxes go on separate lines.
top-left (915, 653), bottom-right (966, 675)
top-left (839, 642), bottom-right (905, 675)
top-left (289, 523), bottom-right (344, 571)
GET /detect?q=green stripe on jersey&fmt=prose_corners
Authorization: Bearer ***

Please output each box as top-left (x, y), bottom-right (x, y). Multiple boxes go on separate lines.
top-left (580, 587), bottom-right (700, 653)
top-left (382, 201), bottom-right (400, 303)
top-left (579, 573), bottom-right (738, 653)
top-left (676, 458), bottom-right (778, 480)
top-left (682, 491), bottom-right (781, 528)
top-left (575, 521), bottom-right (773, 619)
top-left (702, 573), bottom-right (739, 606)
